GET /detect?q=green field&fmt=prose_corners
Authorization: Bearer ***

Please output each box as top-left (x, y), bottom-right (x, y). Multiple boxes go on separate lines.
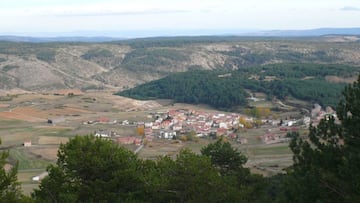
top-left (251, 144), bottom-right (291, 156)
top-left (9, 148), bottom-right (52, 170)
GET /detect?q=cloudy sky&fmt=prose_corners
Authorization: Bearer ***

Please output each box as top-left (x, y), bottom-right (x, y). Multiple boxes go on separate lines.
top-left (1, 0), bottom-right (360, 37)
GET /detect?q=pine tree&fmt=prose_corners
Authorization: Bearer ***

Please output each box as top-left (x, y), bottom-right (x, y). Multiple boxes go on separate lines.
top-left (285, 76), bottom-right (360, 202)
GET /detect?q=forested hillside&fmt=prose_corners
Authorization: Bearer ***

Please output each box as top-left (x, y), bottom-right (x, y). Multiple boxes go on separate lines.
top-left (117, 63), bottom-right (360, 108)
top-left (0, 36), bottom-right (360, 91)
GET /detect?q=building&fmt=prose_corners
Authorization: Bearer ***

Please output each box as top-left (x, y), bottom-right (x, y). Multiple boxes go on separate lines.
top-left (159, 130), bottom-right (176, 139)
top-left (95, 130), bottom-right (114, 138)
top-left (97, 117), bottom-right (110, 123)
top-left (23, 140), bottom-right (32, 147)
top-left (118, 137), bottom-right (142, 145)
top-left (32, 172), bottom-right (48, 182)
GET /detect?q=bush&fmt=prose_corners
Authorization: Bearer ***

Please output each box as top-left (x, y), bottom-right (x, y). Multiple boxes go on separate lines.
top-left (36, 51), bottom-right (56, 62)
top-left (81, 49), bottom-right (113, 60)
top-left (2, 65), bottom-right (19, 71)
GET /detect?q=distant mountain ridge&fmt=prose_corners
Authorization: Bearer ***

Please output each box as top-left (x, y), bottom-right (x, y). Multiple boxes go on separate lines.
top-left (252, 27), bottom-right (360, 37)
top-left (1, 27), bottom-right (360, 42)
top-left (0, 36), bottom-right (123, 43)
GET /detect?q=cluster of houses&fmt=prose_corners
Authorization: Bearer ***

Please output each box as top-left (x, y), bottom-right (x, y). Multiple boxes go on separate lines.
top-left (91, 109), bottom-right (253, 145)
top-left (261, 104), bottom-right (338, 144)
top-left (262, 130), bottom-right (294, 144)
top-left (311, 104), bottom-right (337, 123)
top-left (143, 109), bottom-right (249, 139)
top-left (88, 106), bottom-right (336, 146)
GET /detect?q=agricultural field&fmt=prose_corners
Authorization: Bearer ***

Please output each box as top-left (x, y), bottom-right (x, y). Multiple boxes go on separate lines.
top-left (0, 90), bottom-right (304, 194)
top-left (0, 91), bottom-right (164, 194)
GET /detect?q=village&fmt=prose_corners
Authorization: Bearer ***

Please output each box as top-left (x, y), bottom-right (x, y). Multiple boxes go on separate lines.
top-left (87, 104), bottom-right (337, 147)
top-left (0, 89), bottom-right (338, 185)
top-left (0, 91), bottom-right (340, 193)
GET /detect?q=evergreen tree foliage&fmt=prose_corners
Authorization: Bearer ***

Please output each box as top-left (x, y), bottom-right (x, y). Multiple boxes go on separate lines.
top-left (0, 139), bottom-right (30, 203)
top-left (201, 138), bottom-right (248, 176)
top-left (117, 64), bottom-right (357, 109)
top-left (32, 135), bottom-right (144, 202)
top-left (285, 76), bottom-right (360, 202)
top-left (32, 136), bottom-right (272, 202)
top-left (201, 138), bottom-right (270, 203)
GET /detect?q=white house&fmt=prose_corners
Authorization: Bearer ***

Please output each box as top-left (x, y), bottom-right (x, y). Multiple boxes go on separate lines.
top-left (159, 131), bottom-right (177, 139)
top-left (32, 172), bottom-right (48, 182)
top-left (95, 130), bottom-right (113, 138)
top-left (23, 140), bottom-right (32, 147)
top-left (145, 122), bottom-right (153, 128)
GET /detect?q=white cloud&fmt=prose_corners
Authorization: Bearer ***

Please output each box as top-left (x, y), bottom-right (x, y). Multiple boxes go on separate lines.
top-left (340, 6), bottom-right (360, 11)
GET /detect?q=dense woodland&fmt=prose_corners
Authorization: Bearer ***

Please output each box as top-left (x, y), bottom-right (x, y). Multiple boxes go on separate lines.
top-left (118, 63), bottom-right (359, 108)
top-left (2, 76), bottom-right (360, 202)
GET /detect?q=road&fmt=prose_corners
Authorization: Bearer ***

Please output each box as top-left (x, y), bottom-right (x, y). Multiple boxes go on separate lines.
top-left (134, 144), bottom-right (144, 154)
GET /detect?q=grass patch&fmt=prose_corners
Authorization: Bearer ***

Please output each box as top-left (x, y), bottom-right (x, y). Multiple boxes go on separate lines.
top-left (0, 119), bottom-right (29, 127)
top-left (9, 148), bottom-right (52, 170)
top-left (21, 183), bottom-right (39, 196)
top-left (40, 128), bottom-right (73, 137)
top-left (37, 136), bottom-right (69, 145)
top-left (184, 140), bottom-right (210, 154)
top-left (17, 170), bottom-right (43, 183)
top-left (252, 144), bottom-right (291, 156)
top-left (248, 100), bottom-right (274, 108)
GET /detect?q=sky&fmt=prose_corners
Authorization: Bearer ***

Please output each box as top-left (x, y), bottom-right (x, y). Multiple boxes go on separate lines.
top-left (1, 0), bottom-right (360, 37)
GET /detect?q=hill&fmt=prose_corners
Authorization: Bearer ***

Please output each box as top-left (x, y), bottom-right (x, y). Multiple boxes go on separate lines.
top-left (0, 35), bottom-right (360, 92)
top-left (117, 64), bottom-right (360, 109)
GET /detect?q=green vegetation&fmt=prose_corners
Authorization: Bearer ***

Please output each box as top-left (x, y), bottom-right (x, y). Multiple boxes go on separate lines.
top-left (0, 120), bottom-right (27, 127)
top-left (283, 76), bottom-right (360, 202)
top-left (118, 70), bottom-right (249, 108)
top-left (9, 149), bottom-right (51, 170)
top-left (0, 42), bottom-right (61, 56)
top-left (81, 48), bottom-right (113, 60)
top-left (80, 85), bottom-right (105, 91)
top-left (3, 76), bottom-right (360, 201)
top-left (118, 63), bottom-right (359, 108)
top-left (116, 36), bottom-right (249, 48)
top-left (32, 136), bottom-right (269, 202)
top-left (2, 65), bottom-right (19, 72)
top-left (1, 36), bottom-right (360, 92)
top-left (252, 145), bottom-right (291, 156)
top-left (36, 51), bottom-right (56, 63)
top-left (121, 48), bottom-right (189, 72)
top-left (0, 94), bottom-right (16, 101)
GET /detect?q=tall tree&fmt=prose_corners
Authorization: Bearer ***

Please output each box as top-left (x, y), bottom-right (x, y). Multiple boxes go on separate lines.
top-left (201, 138), bottom-right (270, 202)
top-left (32, 135), bottom-right (144, 202)
top-left (201, 138), bottom-right (248, 176)
top-left (336, 76), bottom-right (360, 201)
top-left (149, 149), bottom-right (236, 203)
top-left (285, 76), bottom-right (360, 202)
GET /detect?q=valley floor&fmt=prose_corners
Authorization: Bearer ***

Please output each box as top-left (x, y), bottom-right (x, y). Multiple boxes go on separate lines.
top-left (0, 90), bottom-right (308, 194)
